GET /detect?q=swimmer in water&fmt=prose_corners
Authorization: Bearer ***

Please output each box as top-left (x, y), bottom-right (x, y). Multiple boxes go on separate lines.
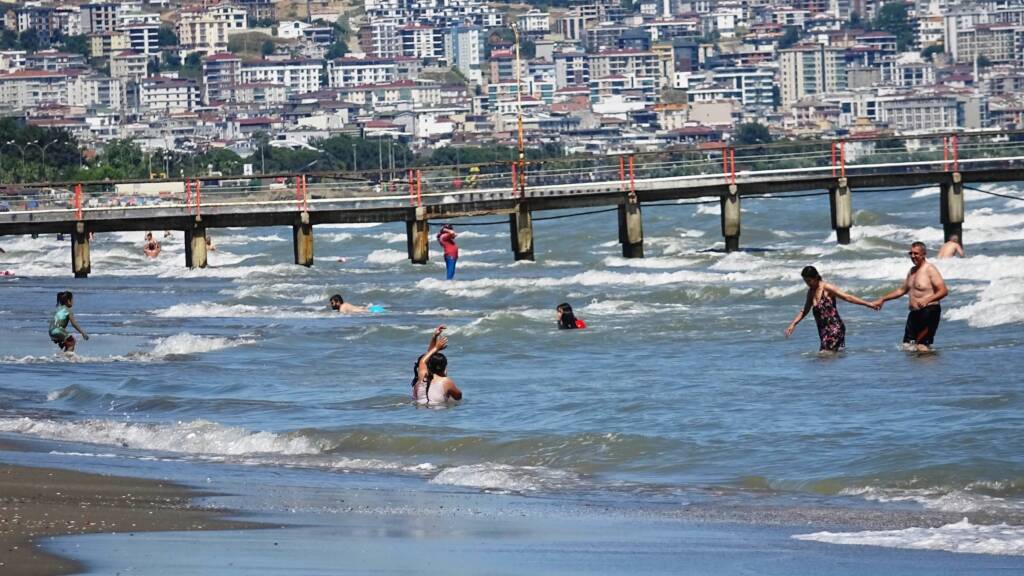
top-left (412, 325), bottom-right (462, 405)
top-left (556, 302), bottom-right (587, 329)
top-left (143, 231), bottom-right (161, 258)
top-left (49, 291), bottom-right (89, 352)
top-left (937, 234), bottom-right (964, 259)
top-left (328, 293), bottom-right (369, 313)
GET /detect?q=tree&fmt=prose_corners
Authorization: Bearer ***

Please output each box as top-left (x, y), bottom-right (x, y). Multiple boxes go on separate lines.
top-left (260, 40), bottom-right (275, 56)
top-left (976, 54), bottom-right (992, 68)
top-left (778, 26), bottom-right (801, 49)
top-left (873, 2), bottom-right (915, 51)
top-left (157, 24), bottom-right (178, 47)
top-left (921, 44), bottom-right (944, 61)
top-left (18, 30), bottom-right (41, 52)
top-left (61, 34), bottom-right (91, 59)
top-left (733, 123), bottom-right (772, 146)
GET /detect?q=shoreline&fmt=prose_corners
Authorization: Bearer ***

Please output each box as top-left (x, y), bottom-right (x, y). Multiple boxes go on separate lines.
top-left (0, 461), bottom-right (255, 576)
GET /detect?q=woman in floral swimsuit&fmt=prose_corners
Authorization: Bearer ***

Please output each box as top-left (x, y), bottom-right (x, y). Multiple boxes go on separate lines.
top-left (785, 266), bottom-right (878, 352)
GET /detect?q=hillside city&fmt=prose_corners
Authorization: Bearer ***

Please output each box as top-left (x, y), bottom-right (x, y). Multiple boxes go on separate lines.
top-left (0, 0), bottom-right (1022, 181)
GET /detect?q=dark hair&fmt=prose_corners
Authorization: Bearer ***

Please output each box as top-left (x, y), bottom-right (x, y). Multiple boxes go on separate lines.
top-left (412, 352), bottom-right (448, 400)
top-left (800, 266), bottom-right (821, 281)
top-left (329, 294), bottom-right (343, 308)
top-left (57, 291), bottom-right (73, 307)
top-left (911, 241), bottom-right (927, 252)
top-left (556, 302), bottom-right (579, 330)
top-left (436, 224), bottom-right (453, 243)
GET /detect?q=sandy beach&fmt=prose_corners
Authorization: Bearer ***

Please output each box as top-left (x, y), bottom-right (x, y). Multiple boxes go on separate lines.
top-left (0, 453), bottom-right (251, 576)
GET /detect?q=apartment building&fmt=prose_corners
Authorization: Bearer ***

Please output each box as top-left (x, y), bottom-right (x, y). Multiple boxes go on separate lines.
top-left (138, 77), bottom-right (199, 113)
top-left (0, 70), bottom-right (69, 110)
top-left (178, 5), bottom-right (248, 56)
top-left (81, 3), bottom-right (121, 35)
top-left (588, 50), bottom-right (664, 86)
top-left (446, 25), bottom-right (482, 83)
top-left (240, 59), bottom-right (323, 97)
top-left (203, 53), bottom-right (243, 103)
top-left (328, 56), bottom-right (398, 87)
top-left (110, 50), bottom-right (148, 81)
top-left (778, 43), bottom-right (846, 109)
top-left (67, 74), bottom-right (124, 109)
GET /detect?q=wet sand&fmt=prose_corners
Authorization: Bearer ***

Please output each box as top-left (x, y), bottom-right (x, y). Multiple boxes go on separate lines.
top-left (0, 461), bottom-right (252, 576)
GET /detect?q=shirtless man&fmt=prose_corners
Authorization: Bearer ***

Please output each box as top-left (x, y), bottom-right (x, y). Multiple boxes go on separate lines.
top-left (872, 242), bottom-right (949, 352)
top-left (328, 293), bottom-right (368, 314)
top-left (937, 234), bottom-right (964, 259)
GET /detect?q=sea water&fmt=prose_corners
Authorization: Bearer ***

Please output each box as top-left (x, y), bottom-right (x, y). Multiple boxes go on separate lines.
top-left (2, 184), bottom-right (1024, 558)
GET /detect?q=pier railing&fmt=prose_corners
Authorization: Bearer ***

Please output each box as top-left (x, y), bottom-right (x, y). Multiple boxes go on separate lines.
top-left (2, 131), bottom-right (1024, 220)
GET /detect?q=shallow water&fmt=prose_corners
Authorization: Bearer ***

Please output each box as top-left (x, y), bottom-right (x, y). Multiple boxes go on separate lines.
top-left (2, 183), bottom-right (1024, 556)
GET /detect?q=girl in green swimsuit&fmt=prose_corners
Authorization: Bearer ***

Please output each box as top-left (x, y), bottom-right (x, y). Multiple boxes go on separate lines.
top-left (49, 291), bottom-right (89, 352)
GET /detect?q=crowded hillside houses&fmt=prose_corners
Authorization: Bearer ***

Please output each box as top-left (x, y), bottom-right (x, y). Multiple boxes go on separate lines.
top-left (1, 0), bottom-right (1023, 160)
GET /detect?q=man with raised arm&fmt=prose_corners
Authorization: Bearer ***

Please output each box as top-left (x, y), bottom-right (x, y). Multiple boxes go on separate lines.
top-left (872, 242), bottom-right (949, 352)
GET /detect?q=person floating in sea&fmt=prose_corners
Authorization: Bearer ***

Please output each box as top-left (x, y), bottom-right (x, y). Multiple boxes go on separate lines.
top-left (937, 234), bottom-right (964, 259)
top-left (872, 242), bottom-right (949, 353)
top-left (49, 291), bottom-right (89, 353)
top-left (143, 231), bottom-right (161, 259)
top-left (437, 224), bottom-right (458, 280)
top-left (412, 325), bottom-right (461, 406)
top-left (556, 302), bottom-right (587, 330)
top-left (785, 265), bottom-right (878, 352)
top-left (328, 293), bottom-right (383, 314)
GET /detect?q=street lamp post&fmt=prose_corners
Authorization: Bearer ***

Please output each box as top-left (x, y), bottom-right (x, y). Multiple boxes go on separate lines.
top-left (510, 23), bottom-right (526, 196)
top-left (351, 142), bottom-right (357, 172)
top-left (4, 140), bottom-right (29, 183)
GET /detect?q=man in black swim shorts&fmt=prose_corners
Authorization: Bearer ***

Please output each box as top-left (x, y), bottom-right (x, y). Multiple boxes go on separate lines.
top-left (872, 242), bottom-right (949, 352)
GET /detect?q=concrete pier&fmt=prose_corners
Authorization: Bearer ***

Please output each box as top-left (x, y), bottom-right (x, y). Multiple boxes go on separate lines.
top-left (940, 172), bottom-right (965, 243)
top-left (617, 199), bottom-right (644, 258)
top-left (184, 221), bottom-right (207, 269)
top-left (509, 202), bottom-right (534, 261)
top-left (293, 211), bottom-right (314, 267)
top-left (720, 184), bottom-right (741, 253)
top-left (407, 206), bottom-right (429, 264)
top-left (71, 222), bottom-right (90, 278)
top-left (829, 177), bottom-right (853, 245)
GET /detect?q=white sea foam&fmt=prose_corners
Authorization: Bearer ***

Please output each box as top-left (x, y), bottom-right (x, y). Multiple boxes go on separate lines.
top-left (430, 463), bottom-right (579, 492)
top-left (765, 284), bottom-right (805, 299)
top-left (156, 302), bottom-right (332, 319)
top-left (603, 256), bottom-right (700, 269)
top-left (580, 299), bottom-right (689, 316)
top-left (366, 249), bottom-right (409, 265)
top-left (150, 333), bottom-right (255, 357)
top-left (369, 232), bottom-right (407, 244)
top-left (415, 269), bottom-right (729, 297)
top-left (0, 417), bottom-right (321, 456)
top-left (840, 486), bottom-right (1024, 514)
top-left (945, 279), bottom-right (1024, 327)
top-left (695, 202), bottom-right (721, 216)
top-left (793, 518), bottom-right (1024, 556)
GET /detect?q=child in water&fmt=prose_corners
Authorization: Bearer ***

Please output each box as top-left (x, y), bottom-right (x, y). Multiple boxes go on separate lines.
top-left (49, 291), bottom-right (89, 352)
top-left (556, 303), bottom-right (586, 329)
top-left (412, 325), bottom-right (462, 405)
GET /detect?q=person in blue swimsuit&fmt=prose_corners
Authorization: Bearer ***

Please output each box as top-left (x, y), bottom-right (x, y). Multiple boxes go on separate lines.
top-left (49, 291), bottom-right (89, 352)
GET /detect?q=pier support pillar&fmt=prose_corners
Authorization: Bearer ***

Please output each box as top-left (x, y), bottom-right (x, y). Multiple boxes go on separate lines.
top-left (184, 219), bottom-right (207, 269)
top-left (617, 198), bottom-right (644, 258)
top-left (720, 184), bottom-right (741, 253)
top-left (71, 221), bottom-right (90, 278)
top-left (829, 177), bottom-right (853, 245)
top-left (406, 206), bottom-right (429, 264)
top-left (293, 211), bottom-right (314, 267)
top-left (940, 172), bottom-right (964, 243)
top-left (509, 202), bottom-right (534, 261)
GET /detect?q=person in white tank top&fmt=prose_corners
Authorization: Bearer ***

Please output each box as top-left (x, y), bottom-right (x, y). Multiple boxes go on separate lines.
top-left (412, 325), bottom-right (462, 406)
